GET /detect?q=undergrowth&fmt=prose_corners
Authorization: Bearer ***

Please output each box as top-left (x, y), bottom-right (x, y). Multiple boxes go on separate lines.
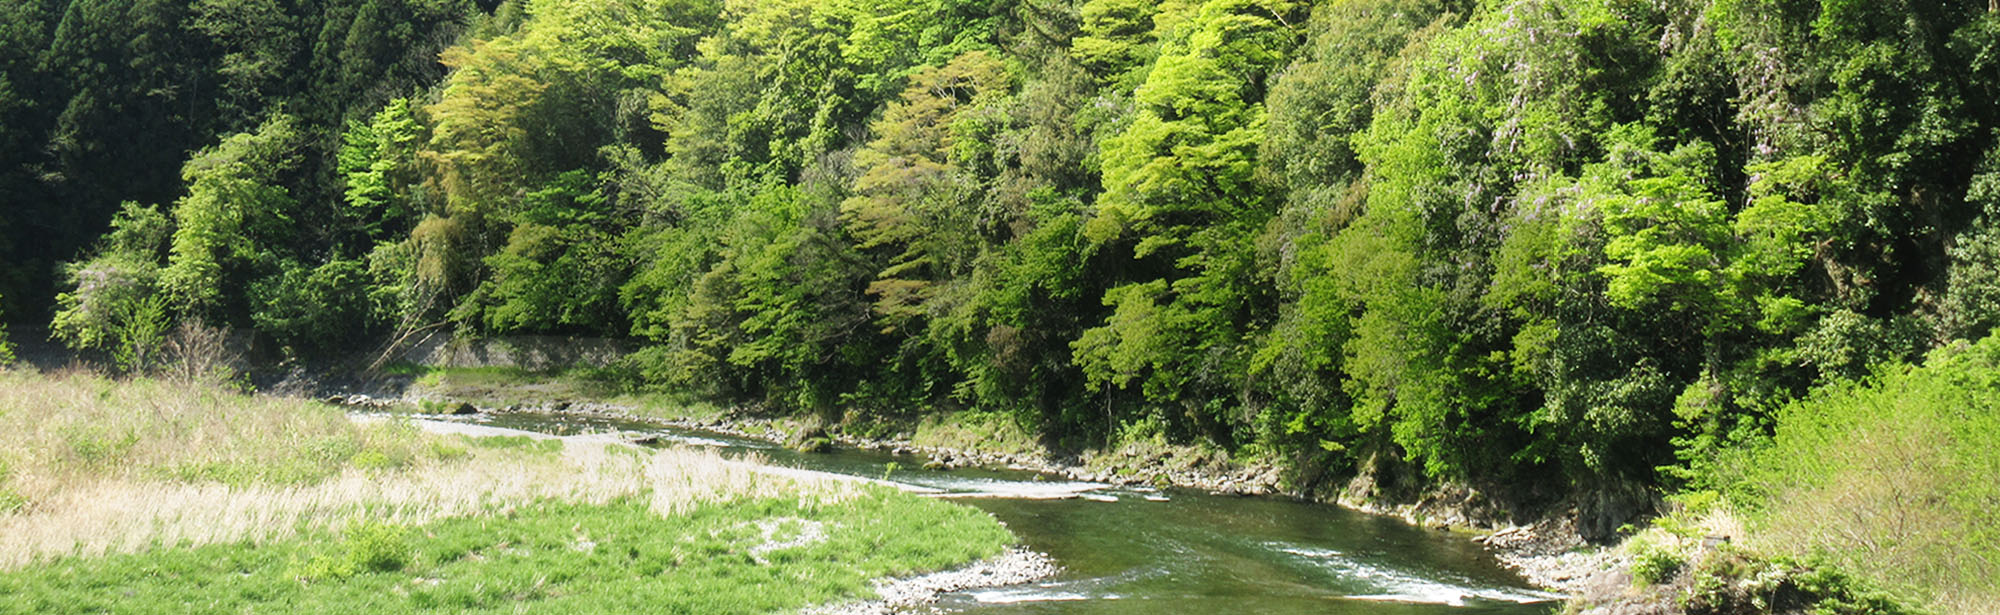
top-left (1632, 334), bottom-right (2000, 614)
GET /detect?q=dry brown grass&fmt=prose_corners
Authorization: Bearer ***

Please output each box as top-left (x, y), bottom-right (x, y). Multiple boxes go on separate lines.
top-left (0, 370), bottom-right (434, 504)
top-left (0, 439), bottom-right (861, 569)
top-left (0, 370), bottom-right (862, 569)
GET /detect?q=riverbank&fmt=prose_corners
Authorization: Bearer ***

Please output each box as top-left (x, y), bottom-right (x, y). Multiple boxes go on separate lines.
top-left (316, 365), bottom-right (1612, 600)
top-left (806, 548), bottom-right (1060, 615)
top-left (0, 369), bottom-right (1031, 613)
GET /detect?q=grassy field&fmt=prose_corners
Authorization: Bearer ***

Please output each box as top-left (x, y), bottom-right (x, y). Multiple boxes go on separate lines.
top-left (0, 370), bottom-right (1015, 612)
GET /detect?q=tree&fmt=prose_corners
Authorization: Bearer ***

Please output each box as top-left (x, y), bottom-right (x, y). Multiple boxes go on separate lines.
top-left (1253, 0), bottom-right (1460, 474)
top-left (424, 37), bottom-right (546, 217)
top-left (338, 97), bottom-right (425, 244)
top-left (1073, 0), bottom-right (1300, 437)
top-left (189, 0), bottom-right (301, 119)
top-left (161, 115), bottom-right (305, 319)
top-left (466, 170), bottom-right (628, 334)
top-left (51, 202), bottom-right (175, 371)
top-left (842, 50), bottom-right (1012, 332)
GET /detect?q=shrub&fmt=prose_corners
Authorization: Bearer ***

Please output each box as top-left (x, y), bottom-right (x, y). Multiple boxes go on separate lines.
top-left (291, 522), bottom-right (412, 582)
top-left (1714, 334), bottom-right (2000, 611)
top-left (51, 253), bottom-right (171, 373)
top-left (1629, 536), bottom-right (1686, 585)
top-left (161, 319), bottom-right (243, 387)
top-left (250, 259), bottom-right (380, 356)
top-left (344, 522), bottom-right (412, 573)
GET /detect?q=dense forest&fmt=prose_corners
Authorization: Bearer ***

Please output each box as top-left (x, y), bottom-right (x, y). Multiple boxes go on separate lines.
top-left (5, 0), bottom-right (2000, 502)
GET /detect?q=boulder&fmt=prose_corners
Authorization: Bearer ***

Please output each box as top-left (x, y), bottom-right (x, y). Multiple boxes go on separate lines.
top-left (791, 437), bottom-right (833, 454)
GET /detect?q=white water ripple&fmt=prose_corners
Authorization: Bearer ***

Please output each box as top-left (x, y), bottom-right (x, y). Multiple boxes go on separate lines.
top-left (1264, 541), bottom-right (1565, 606)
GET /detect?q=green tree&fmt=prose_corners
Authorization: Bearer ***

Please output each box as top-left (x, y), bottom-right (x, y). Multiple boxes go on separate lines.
top-left (51, 202), bottom-right (175, 370)
top-left (1334, 0), bottom-right (1663, 481)
top-left (842, 50), bottom-right (1012, 332)
top-left (465, 171), bottom-right (628, 334)
top-left (249, 259), bottom-right (380, 356)
top-left (338, 98), bottom-right (425, 243)
top-left (1073, 0), bottom-right (1300, 437)
top-left (161, 115), bottom-right (305, 319)
top-left (1253, 0), bottom-right (1459, 474)
top-left (189, 0), bottom-right (301, 118)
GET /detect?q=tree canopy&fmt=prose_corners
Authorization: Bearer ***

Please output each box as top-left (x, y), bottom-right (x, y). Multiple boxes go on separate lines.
top-left (7, 0), bottom-right (2000, 503)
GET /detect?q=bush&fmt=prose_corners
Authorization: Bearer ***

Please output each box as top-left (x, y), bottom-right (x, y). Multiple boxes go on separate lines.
top-left (1680, 553), bottom-right (1923, 615)
top-left (344, 522), bottom-right (412, 573)
top-left (1713, 334), bottom-right (2000, 611)
top-left (1630, 543), bottom-right (1684, 586)
top-left (292, 522), bottom-right (412, 582)
top-left (1627, 533), bottom-right (1686, 586)
top-left (51, 253), bottom-right (171, 372)
top-left (161, 319), bottom-right (243, 387)
top-left (250, 259), bottom-right (380, 356)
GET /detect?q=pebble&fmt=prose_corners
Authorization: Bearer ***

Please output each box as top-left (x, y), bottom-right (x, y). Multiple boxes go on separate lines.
top-left (801, 548), bottom-right (1060, 615)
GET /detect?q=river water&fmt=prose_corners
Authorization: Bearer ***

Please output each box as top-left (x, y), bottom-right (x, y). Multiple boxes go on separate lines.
top-left (456, 411), bottom-right (1561, 614)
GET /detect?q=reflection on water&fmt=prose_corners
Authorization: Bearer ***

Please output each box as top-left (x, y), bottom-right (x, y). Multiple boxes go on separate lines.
top-left (408, 410), bottom-right (1560, 615)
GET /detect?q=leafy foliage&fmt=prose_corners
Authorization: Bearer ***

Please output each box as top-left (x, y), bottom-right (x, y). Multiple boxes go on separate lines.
top-left (16, 2), bottom-right (2000, 563)
top-left (1711, 335), bottom-right (2000, 611)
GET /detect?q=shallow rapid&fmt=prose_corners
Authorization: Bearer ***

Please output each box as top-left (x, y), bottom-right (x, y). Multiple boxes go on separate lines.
top-left (446, 410), bottom-right (1561, 614)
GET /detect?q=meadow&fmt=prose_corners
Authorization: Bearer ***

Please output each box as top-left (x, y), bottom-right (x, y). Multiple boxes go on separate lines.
top-left (0, 370), bottom-right (1014, 613)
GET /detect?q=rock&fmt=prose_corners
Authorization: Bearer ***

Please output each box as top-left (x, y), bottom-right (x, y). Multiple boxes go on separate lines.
top-left (550, 401), bottom-right (571, 411)
top-left (451, 402), bottom-right (478, 415)
top-left (1576, 482), bottom-right (1653, 542)
top-left (792, 437), bottom-right (834, 454)
top-left (322, 395), bottom-right (348, 405)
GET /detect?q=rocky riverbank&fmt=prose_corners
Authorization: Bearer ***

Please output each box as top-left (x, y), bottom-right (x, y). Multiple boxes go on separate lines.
top-left (804, 548), bottom-right (1061, 615)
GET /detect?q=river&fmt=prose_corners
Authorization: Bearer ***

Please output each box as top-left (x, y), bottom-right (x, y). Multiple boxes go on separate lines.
top-left (447, 410), bottom-right (1562, 614)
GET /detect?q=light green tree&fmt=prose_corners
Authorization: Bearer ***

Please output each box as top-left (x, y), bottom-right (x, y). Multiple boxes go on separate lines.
top-left (1073, 0), bottom-right (1300, 425)
top-left (160, 115), bottom-right (304, 316)
top-left (52, 202), bottom-right (176, 372)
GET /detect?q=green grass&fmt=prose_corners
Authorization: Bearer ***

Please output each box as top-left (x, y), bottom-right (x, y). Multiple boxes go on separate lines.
top-left (909, 410), bottom-right (1042, 458)
top-left (0, 488), bottom-right (1012, 614)
top-left (0, 369), bottom-right (1019, 612)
